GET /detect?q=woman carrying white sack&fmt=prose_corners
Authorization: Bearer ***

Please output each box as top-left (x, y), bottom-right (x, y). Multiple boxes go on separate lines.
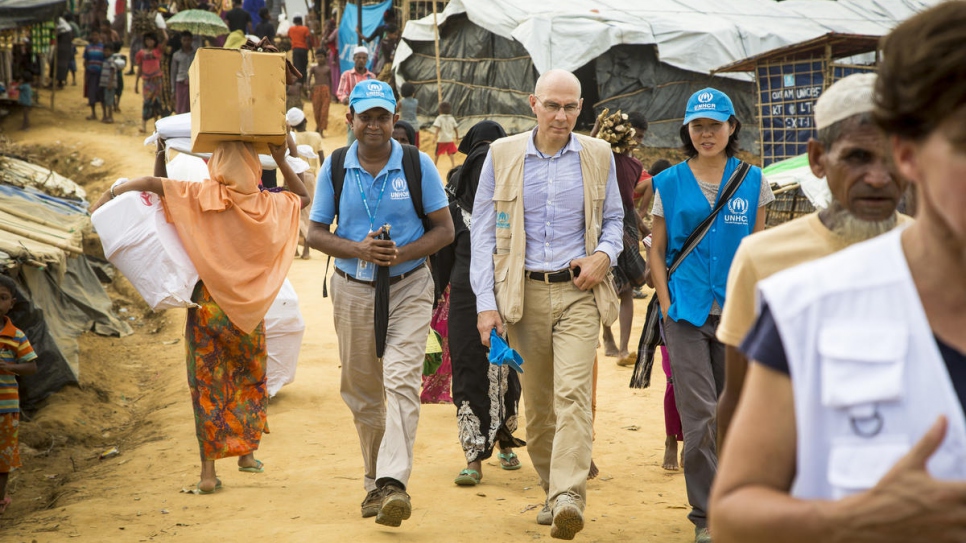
top-left (90, 139), bottom-right (310, 494)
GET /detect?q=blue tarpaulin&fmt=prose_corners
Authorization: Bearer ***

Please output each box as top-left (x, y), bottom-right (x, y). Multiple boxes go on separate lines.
top-left (337, 0), bottom-right (391, 75)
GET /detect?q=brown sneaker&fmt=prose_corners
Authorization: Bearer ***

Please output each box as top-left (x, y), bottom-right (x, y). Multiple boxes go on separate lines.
top-left (360, 488), bottom-right (383, 518)
top-left (550, 493), bottom-right (584, 540)
top-left (536, 502), bottom-right (552, 525)
top-left (375, 484), bottom-right (412, 527)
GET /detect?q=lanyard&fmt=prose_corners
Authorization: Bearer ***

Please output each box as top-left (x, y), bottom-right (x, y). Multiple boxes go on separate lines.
top-left (354, 169), bottom-right (390, 232)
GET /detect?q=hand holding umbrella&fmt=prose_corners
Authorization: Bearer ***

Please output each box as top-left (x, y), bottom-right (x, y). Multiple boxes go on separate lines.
top-left (374, 224), bottom-right (392, 358)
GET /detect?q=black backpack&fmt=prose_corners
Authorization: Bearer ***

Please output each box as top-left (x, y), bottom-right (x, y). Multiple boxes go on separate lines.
top-left (323, 144), bottom-right (440, 301)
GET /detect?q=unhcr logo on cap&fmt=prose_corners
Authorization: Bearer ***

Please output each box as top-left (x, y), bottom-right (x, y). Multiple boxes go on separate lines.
top-left (698, 92), bottom-right (714, 103)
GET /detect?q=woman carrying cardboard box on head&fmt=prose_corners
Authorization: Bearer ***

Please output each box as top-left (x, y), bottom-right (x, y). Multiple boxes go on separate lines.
top-left (89, 138), bottom-right (311, 494)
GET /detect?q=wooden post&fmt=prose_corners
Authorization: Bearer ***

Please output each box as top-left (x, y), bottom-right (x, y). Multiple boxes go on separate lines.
top-left (51, 33), bottom-right (57, 111)
top-left (432, 0), bottom-right (442, 106)
top-left (401, 0), bottom-right (409, 28)
top-left (357, 0), bottom-right (363, 45)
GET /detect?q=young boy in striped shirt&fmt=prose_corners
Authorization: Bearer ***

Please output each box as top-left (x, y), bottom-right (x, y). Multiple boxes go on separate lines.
top-left (0, 275), bottom-right (38, 515)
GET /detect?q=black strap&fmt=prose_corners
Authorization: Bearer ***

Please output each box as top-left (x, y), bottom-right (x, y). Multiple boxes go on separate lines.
top-left (323, 144), bottom-right (426, 298)
top-left (667, 161), bottom-right (751, 276)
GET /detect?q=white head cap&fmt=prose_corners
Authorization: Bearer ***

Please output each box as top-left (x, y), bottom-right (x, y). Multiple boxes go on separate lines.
top-left (353, 45), bottom-right (369, 57)
top-left (814, 73), bottom-right (877, 130)
top-left (286, 107), bottom-right (306, 127)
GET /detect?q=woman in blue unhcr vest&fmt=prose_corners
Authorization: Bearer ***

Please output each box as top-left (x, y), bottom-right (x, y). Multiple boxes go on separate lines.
top-left (648, 88), bottom-right (773, 543)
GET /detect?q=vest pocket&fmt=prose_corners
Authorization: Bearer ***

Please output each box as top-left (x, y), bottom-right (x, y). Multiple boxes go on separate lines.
top-left (827, 435), bottom-right (909, 499)
top-left (819, 324), bottom-right (907, 408)
top-left (492, 185), bottom-right (517, 254)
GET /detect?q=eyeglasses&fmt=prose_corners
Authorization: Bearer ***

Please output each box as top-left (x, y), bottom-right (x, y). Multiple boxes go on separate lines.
top-left (534, 96), bottom-right (580, 115)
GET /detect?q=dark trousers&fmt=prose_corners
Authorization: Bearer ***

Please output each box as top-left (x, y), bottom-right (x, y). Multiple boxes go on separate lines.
top-left (663, 315), bottom-right (725, 530)
top-left (292, 48), bottom-right (309, 84)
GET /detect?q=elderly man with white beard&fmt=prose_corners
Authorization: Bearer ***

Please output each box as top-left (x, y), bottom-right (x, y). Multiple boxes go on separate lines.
top-left (714, 73), bottom-right (911, 451)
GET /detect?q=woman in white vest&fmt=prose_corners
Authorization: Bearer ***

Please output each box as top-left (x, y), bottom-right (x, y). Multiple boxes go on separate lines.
top-left (649, 87), bottom-right (773, 543)
top-left (710, 3), bottom-right (966, 542)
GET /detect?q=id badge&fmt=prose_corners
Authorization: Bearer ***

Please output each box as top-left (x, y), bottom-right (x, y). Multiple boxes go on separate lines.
top-left (356, 259), bottom-right (375, 281)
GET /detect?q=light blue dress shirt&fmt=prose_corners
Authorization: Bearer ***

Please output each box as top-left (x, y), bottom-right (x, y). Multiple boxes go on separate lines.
top-left (470, 130), bottom-right (624, 313)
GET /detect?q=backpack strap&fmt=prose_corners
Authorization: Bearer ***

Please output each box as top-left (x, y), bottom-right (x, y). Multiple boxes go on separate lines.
top-left (401, 144), bottom-right (424, 220)
top-left (323, 146), bottom-right (349, 299)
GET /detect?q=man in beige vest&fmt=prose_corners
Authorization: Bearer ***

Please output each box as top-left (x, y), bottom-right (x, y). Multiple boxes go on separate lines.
top-left (470, 69), bottom-right (623, 541)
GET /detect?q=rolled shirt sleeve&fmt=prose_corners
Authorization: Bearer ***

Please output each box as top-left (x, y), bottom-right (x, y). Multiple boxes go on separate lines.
top-left (469, 151), bottom-right (498, 313)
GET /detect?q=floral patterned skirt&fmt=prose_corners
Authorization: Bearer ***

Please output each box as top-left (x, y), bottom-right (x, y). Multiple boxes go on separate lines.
top-left (186, 283), bottom-right (269, 461)
top-left (0, 413), bottom-right (21, 472)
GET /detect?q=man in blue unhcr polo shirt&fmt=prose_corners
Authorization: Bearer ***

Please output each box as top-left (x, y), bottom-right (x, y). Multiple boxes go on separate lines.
top-left (307, 80), bottom-right (454, 528)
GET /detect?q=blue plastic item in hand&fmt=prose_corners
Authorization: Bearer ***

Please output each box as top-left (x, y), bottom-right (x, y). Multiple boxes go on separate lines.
top-left (489, 329), bottom-right (524, 373)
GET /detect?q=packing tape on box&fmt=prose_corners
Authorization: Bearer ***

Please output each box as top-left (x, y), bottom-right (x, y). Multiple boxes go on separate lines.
top-left (237, 50), bottom-right (255, 135)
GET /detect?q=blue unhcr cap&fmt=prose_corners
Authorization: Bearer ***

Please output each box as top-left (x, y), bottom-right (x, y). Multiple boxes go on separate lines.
top-left (349, 80), bottom-right (396, 114)
top-left (682, 88), bottom-right (735, 125)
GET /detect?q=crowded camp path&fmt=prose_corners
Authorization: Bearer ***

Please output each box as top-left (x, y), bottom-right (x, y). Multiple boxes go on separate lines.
top-left (0, 84), bottom-right (692, 542)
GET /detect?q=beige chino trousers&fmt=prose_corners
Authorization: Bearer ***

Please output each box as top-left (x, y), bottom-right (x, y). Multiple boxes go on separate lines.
top-left (331, 266), bottom-right (434, 491)
top-left (507, 278), bottom-right (599, 507)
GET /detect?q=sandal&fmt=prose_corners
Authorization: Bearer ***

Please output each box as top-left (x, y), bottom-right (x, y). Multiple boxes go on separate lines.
top-left (454, 468), bottom-right (481, 486)
top-left (498, 452), bottom-right (522, 471)
top-left (194, 478), bottom-right (223, 494)
top-left (238, 459), bottom-right (264, 473)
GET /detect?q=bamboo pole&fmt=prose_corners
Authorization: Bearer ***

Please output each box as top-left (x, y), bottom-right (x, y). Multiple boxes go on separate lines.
top-left (432, 0), bottom-right (442, 106)
top-left (51, 33), bottom-right (57, 111)
top-left (0, 206), bottom-right (76, 232)
top-left (0, 222), bottom-right (84, 255)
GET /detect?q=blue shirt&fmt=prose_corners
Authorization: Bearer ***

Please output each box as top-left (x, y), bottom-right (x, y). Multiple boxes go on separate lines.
top-left (310, 139), bottom-right (448, 277)
top-left (470, 129), bottom-right (625, 313)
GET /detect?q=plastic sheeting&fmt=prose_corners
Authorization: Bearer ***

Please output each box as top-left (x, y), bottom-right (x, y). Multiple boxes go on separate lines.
top-left (395, 0), bottom-right (940, 147)
top-left (11, 256), bottom-right (133, 412)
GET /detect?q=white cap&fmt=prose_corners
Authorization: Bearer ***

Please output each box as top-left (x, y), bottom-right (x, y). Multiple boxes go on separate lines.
top-left (353, 45), bottom-right (369, 57)
top-left (814, 73), bottom-right (877, 130)
top-left (286, 107), bottom-right (306, 127)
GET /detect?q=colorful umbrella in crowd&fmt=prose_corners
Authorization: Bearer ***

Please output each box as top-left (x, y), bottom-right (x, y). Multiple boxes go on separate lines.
top-left (166, 9), bottom-right (229, 37)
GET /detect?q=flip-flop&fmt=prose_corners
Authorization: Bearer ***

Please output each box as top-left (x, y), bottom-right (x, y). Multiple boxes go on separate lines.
top-left (238, 459), bottom-right (264, 473)
top-left (454, 468), bottom-right (481, 486)
top-left (498, 452), bottom-right (522, 471)
top-left (194, 478), bottom-right (223, 495)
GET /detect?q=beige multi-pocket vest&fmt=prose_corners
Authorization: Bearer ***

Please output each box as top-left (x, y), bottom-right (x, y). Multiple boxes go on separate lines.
top-left (487, 131), bottom-right (619, 326)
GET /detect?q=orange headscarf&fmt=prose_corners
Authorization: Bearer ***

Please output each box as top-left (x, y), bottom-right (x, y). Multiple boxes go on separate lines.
top-left (162, 142), bottom-right (301, 334)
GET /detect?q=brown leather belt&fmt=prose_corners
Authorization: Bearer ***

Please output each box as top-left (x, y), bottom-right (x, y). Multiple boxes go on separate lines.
top-left (525, 269), bottom-right (574, 283)
top-left (335, 266), bottom-right (422, 287)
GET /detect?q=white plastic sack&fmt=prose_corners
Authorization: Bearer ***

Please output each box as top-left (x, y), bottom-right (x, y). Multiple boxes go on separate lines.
top-left (91, 190), bottom-right (199, 310)
top-left (154, 113), bottom-right (193, 140)
top-left (166, 153), bottom-right (210, 183)
top-left (265, 278), bottom-right (305, 397)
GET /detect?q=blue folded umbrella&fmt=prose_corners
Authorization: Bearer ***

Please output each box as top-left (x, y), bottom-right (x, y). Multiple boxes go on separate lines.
top-left (489, 329), bottom-right (524, 373)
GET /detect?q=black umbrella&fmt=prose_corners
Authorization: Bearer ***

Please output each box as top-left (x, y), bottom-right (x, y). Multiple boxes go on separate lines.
top-left (375, 224), bottom-right (391, 358)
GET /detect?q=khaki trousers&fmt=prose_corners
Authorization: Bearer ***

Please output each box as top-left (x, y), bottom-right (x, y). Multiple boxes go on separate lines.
top-left (507, 278), bottom-right (599, 506)
top-left (331, 266), bottom-right (434, 491)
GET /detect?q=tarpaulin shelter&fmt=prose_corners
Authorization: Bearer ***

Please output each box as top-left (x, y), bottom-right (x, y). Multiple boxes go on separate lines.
top-left (1, 156), bottom-right (132, 413)
top-left (394, 0), bottom-right (941, 149)
top-left (0, 0), bottom-right (66, 30)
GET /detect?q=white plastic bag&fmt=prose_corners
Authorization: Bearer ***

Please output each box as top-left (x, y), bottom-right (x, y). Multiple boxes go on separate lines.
top-left (91, 190), bottom-right (199, 310)
top-left (265, 278), bottom-right (305, 397)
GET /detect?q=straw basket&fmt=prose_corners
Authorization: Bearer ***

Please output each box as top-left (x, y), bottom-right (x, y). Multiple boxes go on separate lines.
top-left (765, 184), bottom-right (815, 227)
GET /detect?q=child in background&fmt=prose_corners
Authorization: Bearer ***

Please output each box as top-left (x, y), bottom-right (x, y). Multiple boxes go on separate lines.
top-left (432, 101), bottom-right (459, 167)
top-left (397, 82), bottom-right (419, 148)
top-left (0, 275), bottom-right (39, 515)
top-left (99, 43), bottom-right (118, 124)
top-left (306, 52), bottom-right (331, 136)
top-left (17, 74), bottom-right (31, 131)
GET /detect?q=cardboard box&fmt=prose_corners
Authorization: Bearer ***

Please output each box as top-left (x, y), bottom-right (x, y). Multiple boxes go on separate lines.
top-left (189, 48), bottom-right (287, 153)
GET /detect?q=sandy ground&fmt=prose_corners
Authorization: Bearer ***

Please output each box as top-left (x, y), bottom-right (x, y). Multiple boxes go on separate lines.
top-left (0, 66), bottom-right (694, 542)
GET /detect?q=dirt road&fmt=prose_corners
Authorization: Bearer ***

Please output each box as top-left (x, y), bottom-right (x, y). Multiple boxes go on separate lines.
top-left (0, 76), bottom-right (693, 542)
